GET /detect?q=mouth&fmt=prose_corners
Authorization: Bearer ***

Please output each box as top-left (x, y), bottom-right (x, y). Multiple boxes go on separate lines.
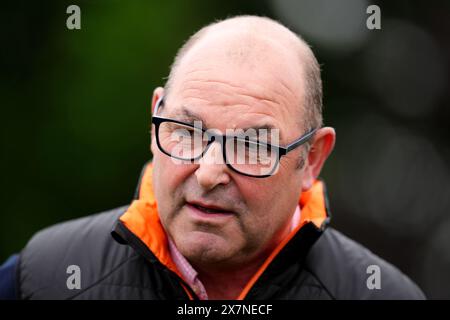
top-left (185, 201), bottom-right (235, 219)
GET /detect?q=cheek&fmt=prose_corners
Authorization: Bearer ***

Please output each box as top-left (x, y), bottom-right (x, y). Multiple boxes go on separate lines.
top-left (233, 179), bottom-right (282, 235)
top-left (238, 182), bottom-right (272, 211)
top-left (154, 155), bottom-right (191, 191)
top-left (235, 175), bottom-right (287, 211)
top-left (152, 155), bottom-right (195, 221)
top-left (235, 172), bottom-right (302, 228)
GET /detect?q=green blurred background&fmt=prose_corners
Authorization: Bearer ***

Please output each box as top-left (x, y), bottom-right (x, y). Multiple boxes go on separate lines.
top-left (1, 0), bottom-right (449, 298)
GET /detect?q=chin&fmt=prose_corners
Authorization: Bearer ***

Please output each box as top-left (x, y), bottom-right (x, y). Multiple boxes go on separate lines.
top-left (176, 231), bottom-right (235, 264)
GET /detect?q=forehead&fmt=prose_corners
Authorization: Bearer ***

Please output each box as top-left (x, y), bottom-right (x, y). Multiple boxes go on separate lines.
top-left (165, 33), bottom-right (305, 137)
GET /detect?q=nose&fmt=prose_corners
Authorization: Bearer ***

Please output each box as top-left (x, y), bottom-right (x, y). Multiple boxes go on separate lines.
top-left (195, 141), bottom-right (231, 191)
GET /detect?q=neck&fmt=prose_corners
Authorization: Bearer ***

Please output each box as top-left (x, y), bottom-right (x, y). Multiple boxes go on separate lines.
top-left (196, 258), bottom-right (263, 300)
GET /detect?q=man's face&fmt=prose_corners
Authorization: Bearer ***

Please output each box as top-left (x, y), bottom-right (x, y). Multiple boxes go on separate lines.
top-left (151, 34), bottom-right (308, 271)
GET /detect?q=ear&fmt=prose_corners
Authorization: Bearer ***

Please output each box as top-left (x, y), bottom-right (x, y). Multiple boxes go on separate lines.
top-left (301, 127), bottom-right (336, 191)
top-left (150, 87), bottom-right (164, 155)
top-left (151, 87), bottom-right (165, 114)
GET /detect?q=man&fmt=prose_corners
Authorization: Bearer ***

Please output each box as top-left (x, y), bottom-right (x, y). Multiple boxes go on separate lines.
top-left (0, 15), bottom-right (425, 300)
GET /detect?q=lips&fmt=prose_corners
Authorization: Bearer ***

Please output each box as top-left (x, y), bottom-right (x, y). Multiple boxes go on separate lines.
top-left (186, 201), bottom-right (234, 215)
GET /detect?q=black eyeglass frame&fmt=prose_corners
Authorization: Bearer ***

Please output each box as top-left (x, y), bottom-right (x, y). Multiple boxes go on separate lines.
top-left (151, 96), bottom-right (317, 178)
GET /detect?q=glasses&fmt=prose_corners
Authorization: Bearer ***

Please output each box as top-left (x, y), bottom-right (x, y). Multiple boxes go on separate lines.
top-left (151, 97), bottom-right (317, 178)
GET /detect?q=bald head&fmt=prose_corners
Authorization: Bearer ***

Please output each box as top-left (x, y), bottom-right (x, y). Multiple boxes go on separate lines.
top-left (164, 15), bottom-right (323, 130)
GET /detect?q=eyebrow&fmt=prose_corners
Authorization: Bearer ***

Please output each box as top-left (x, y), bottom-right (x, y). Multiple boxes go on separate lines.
top-left (241, 124), bottom-right (276, 132)
top-left (170, 106), bottom-right (282, 140)
top-left (170, 107), bottom-right (206, 125)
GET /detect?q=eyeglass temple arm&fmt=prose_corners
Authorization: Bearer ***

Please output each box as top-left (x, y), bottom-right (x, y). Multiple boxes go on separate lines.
top-left (281, 128), bottom-right (318, 156)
